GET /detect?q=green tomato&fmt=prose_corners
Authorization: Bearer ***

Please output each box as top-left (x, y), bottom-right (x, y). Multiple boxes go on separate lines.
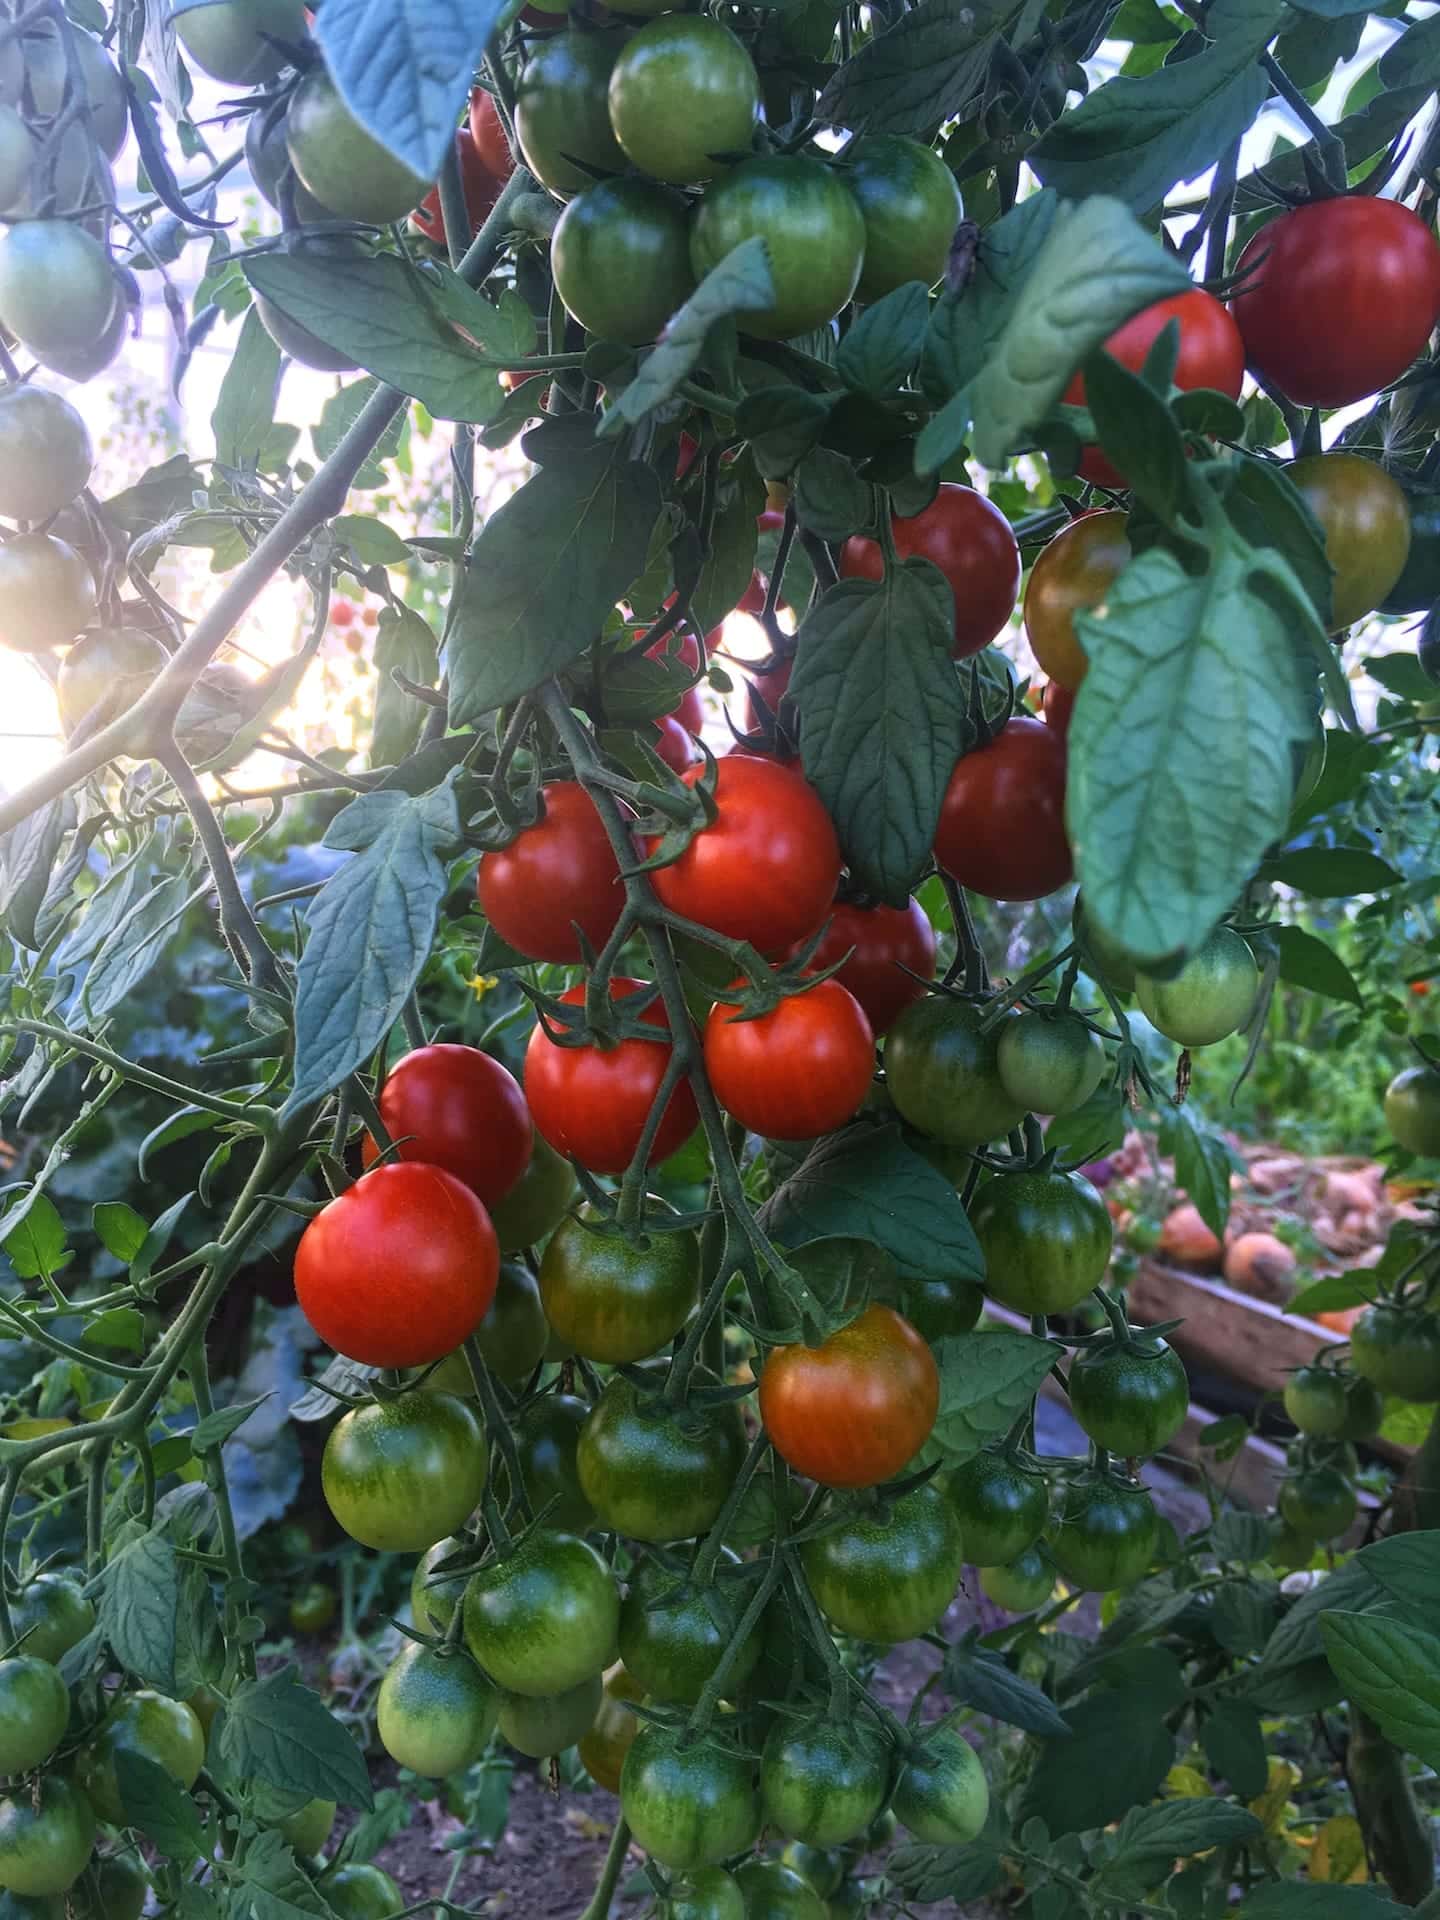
top-left (1283, 1365), bottom-right (1349, 1438)
top-left (319, 1863), bottom-right (403, 1920)
top-left (0, 222), bottom-right (117, 361)
top-left (1384, 1064), bottom-right (1440, 1158)
top-left (426, 1260), bottom-right (551, 1391)
top-left (79, 1690), bottom-right (205, 1825)
top-left (411, 1533), bottom-right (471, 1635)
top-left (845, 136), bottom-right (962, 302)
top-left (462, 1528), bottom-right (619, 1697)
top-left (21, 29), bottom-right (127, 161)
top-left (1073, 896), bottom-right (1138, 993)
top-left (617, 1553), bottom-right (762, 1704)
top-left (608, 16), bottom-right (759, 187)
top-left (800, 1483), bottom-right (963, 1644)
top-left (278, 1799), bottom-right (336, 1858)
top-left (779, 1846), bottom-right (845, 1901)
top-left (287, 1581), bottom-right (336, 1635)
top-left (0, 1777), bottom-right (95, 1896)
top-left (577, 1367), bottom-right (746, 1543)
top-left (174, 0), bottom-right (304, 84)
top-left (620, 1722), bottom-right (761, 1870)
top-left (552, 179), bottom-right (695, 346)
top-left (514, 30), bottom-right (628, 200)
top-left (1048, 1477), bottom-right (1157, 1593)
top-left (510, 1393), bottom-right (595, 1532)
top-left (57, 627), bottom-right (166, 740)
top-left (894, 1273), bottom-right (984, 1343)
top-left (0, 386), bottom-right (91, 523)
top-left (969, 1167), bottom-right (1112, 1315)
top-left (0, 104), bottom-right (32, 212)
top-left (884, 997), bottom-right (1026, 1149)
top-left (948, 1451), bottom-right (1049, 1567)
top-left (732, 1861), bottom-right (826, 1920)
top-left (1350, 1304), bottom-right (1440, 1403)
top-left (1279, 1465), bottom-right (1356, 1542)
top-left (665, 1868), bottom-right (746, 1920)
top-left (539, 1204), bottom-right (700, 1364)
top-left (32, 294), bottom-right (127, 383)
top-left (322, 1392), bottom-right (487, 1553)
top-left (995, 1012), bottom-right (1106, 1117)
top-left (254, 239), bottom-right (364, 372)
top-left (0, 1658), bottom-right (68, 1776)
top-left (7, 1577), bottom-right (94, 1666)
top-left (1289, 451), bottom-right (1411, 629)
top-left (0, 533), bottom-right (97, 654)
top-left (891, 1728), bottom-right (989, 1845)
top-left (497, 1674), bottom-right (601, 1758)
top-left (488, 1131), bottom-right (577, 1252)
top-left (979, 1545), bottom-right (1054, 1613)
top-left (284, 69), bottom-right (429, 225)
top-left (67, 1853), bottom-right (148, 1920)
top-left (759, 1718), bottom-right (889, 1848)
top-left (1067, 1337), bottom-right (1189, 1458)
top-left (376, 1642), bottom-right (498, 1778)
top-left (1134, 924), bottom-right (1259, 1048)
top-left (691, 155), bottom-right (864, 340)
top-left (245, 105), bottom-right (333, 220)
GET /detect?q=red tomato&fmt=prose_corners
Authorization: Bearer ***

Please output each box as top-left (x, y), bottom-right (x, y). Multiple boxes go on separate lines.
top-left (838, 484), bottom-right (1020, 658)
top-left (675, 431), bottom-right (699, 480)
top-left (295, 1163), bottom-right (499, 1367)
top-left (1041, 680), bottom-right (1075, 737)
top-left (412, 129), bottom-right (501, 247)
top-left (704, 978), bottom-right (874, 1140)
top-left (646, 627), bottom-right (705, 733)
top-left (361, 604), bottom-right (379, 627)
top-left (804, 898), bottom-right (935, 1035)
top-left (525, 978), bottom-right (699, 1173)
top-left (329, 599), bottom-right (356, 629)
top-left (361, 1044), bottom-right (533, 1208)
top-left (934, 716), bottom-right (1072, 902)
top-left (477, 782), bottom-right (626, 963)
top-left (468, 87), bottom-right (514, 181)
top-left (1231, 197), bottom-right (1440, 409)
top-left (1063, 288), bottom-right (1244, 487)
top-left (759, 1304), bottom-right (938, 1489)
top-left (648, 755), bottom-right (840, 954)
top-left (653, 711), bottom-right (699, 772)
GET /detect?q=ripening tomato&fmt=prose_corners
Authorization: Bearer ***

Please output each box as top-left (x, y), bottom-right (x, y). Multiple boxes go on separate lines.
top-left (1049, 1475), bottom-right (1157, 1592)
top-left (477, 781), bottom-right (626, 963)
top-left (800, 1482), bottom-right (963, 1642)
top-left (362, 1043), bottom-right (532, 1208)
top-left (933, 717), bottom-right (1072, 901)
top-left (621, 1723), bottom-right (761, 1870)
top-left (524, 978), bottom-right (699, 1174)
top-left (654, 711), bottom-right (700, 772)
top-left (760, 1304), bottom-right (938, 1488)
top-left (802, 897), bottom-right (936, 1035)
top-left (648, 756), bottom-right (840, 954)
top-left (839, 484), bottom-right (1021, 658)
top-left (1041, 680), bottom-right (1074, 734)
top-left (1231, 197), bottom-right (1440, 409)
top-left (1287, 452), bottom-right (1411, 629)
top-left (324, 1393), bottom-right (487, 1552)
top-left (1063, 289), bottom-right (1244, 487)
top-left (469, 87), bottom-right (513, 180)
top-left (412, 128), bottom-right (501, 248)
top-left (704, 979), bottom-right (874, 1140)
top-left (329, 598), bottom-right (356, 629)
top-left (463, 1527), bottom-right (620, 1696)
top-left (1024, 511), bottom-right (1131, 693)
top-left (295, 1162), bottom-right (499, 1368)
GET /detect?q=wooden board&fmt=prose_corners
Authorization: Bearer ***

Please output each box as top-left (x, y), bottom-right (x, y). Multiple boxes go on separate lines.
top-left (1127, 1257), bottom-right (1330, 1398)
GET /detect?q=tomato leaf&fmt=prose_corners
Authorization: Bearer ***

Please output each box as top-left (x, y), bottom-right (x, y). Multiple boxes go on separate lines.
top-left (928, 1329), bottom-right (1061, 1462)
top-left (221, 1667), bottom-right (375, 1810)
top-left (1241, 1558), bottom-right (1385, 1710)
top-left (1083, 345), bottom-right (1192, 527)
top-left (886, 1842), bottom-right (1005, 1905)
top-left (791, 567), bottom-right (965, 903)
top-left (690, 456), bottom-right (766, 636)
top-left (92, 1200), bottom-right (149, 1263)
top-left (115, 1749), bottom-right (205, 1862)
top-left (1096, 1798), bottom-right (1263, 1897)
top-left (922, 191), bottom-right (1057, 402)
top-left (1258, 844), bottom-right (1402, 897)
top-left (836, 281), bottom-right (929, 400)
top-left (1239, 1885), bottom-right (1408, 1916)
top-left (736, 385), bottom-right (835, 480)
top-left (288, 780), bottom-right (462, 1111)
top-left (0, 1192), bottom-right (71, 1277)
top-left (794, 448), bottom-right (873, 543)
top-left (0, 793), bottom-right (73, 952)
top-left (967, 197), bottom-right (1192, 468)
top-left (81, 1307), bottom-right (147, 1353)
top-left (1319, 1611), bottom-right (1440, 1768)
top-left (1019, 1684), bottom-right (1175, 1838)
top-left (1286, 1271), bottom-right (1373, 1318)
top-left (1274, 925), bottom-right (1363, 1008)
top-left (371, 607), bottom-right (440, 771)
top-left (81, 873), bottom-right (208, 1025)
top-left (447, 446), bottom-right (662, 722)
top-left (1162, 1107), bottom-right (1237, 1240)
top-left (211, 307), bottom-right (280, 472)
top-left (1199, 1699), bottom-right (1270, 1799)
top-left (942, 1644), bottom-right (1069, 1735)
top-left (1029, 0), bottom-right (1282, 210)
top-left (1065, 531), bottom-right (1316, 965)
top-left (812, 0), bottom-right (1016, 135)
top-left (1357, 1532), bottom-right (1440, 1622)
top-left (240, 1827), bottom-right (346, 1920)
top-left (100, 1528), bottom-right (180, 1693)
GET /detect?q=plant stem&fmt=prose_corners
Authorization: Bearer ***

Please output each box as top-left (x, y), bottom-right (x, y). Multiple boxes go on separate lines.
top-left (575, 1816), bottom-right (631, 1920)
top-left (188, 1335), bottom-right (254, 1682)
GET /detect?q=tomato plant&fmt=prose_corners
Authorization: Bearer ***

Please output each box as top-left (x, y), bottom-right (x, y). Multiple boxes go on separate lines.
top-left (1288, 452), bottom-right (1412, 628)
top-left (891, 1728), bottom-right (990, 1845)
top-left (759, 1719), bottom-right (889, 1847)
top-left (1024, 510), bottom-right (1130, 692)
top-left (947, 1449), bottom-right (1049, 1566)
top-left (578, 1369), bottom-right (747, 1543)
top-left (621, 1724), bottom-right (761, 1869)
top-left (1135, 924), bottom-right (1259, 1048)
top-left (608, 16), bottom-right (759, 186)
top-left (885, 995), bottom-right (1026, 1147)
top-left (970, 1167), bottom-right (1113, 1314)
top-left (0, 1656), bottom-right (69, 1776)
top-left (690, 155), bottom-right (866, 340)
top-left (839, 483), bottom-right (1022, 658)
top-left (844, 135), bottom-right (963, 301)
top-left (552, 180), bottom-right (696, 346)
top-left (800, 1484), bottom-right (964, 1643)
top-left (463, 1528), bottom-right (619, 1696)
top-left (1049, 1475), bottom-right (1158, 1593)
top-left (1067, 1335), bottom-right (1189, 1457)
top-left (514, 29), bottom-right (628, 196)
top-left (759, 1305), bottom-right (938, 1489)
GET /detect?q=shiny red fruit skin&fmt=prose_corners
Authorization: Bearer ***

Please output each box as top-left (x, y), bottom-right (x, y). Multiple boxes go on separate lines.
top-left (295, 1163), bottom-right (499, 1367)
top-left (759, 1304), bottom-right (939, 1490)
top-left (1063, 288), bottom-right (1244, 486)
top-left (477, 781), bottom-right (625, 963)
top-left (1231, 197), bottom-right (1440, 410)
top-left (330, 599), bottom-right (356, 628)
top-left (524, 978), bottom-right (699, 1174)
top-left (804, 898), bottom-right (936, 1035)
top-left (361, 1044), bottom-right (533, 1207)
top-left (1041, 680), bottom-right (1075, 736)
top-left (653, 711), bottom-right (699, 772)
top-left (934, 716), bottom-right (1072, 902)
top-left (703, 977), bottom-right (875, 1140)
top-left (469, 87), bottom-right (514, 180)
top-left (839, 484), bottom-right (1021, 658)
top-left (413, 129), bottom-right (501, 247)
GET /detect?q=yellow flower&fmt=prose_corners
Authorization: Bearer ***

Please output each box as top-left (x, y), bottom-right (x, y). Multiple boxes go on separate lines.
top-left (467, 972), bottom-right (500, 1002)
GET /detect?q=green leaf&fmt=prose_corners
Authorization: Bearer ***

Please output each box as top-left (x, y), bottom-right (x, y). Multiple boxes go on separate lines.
top-left (220, 1668), bottom-right (374, 1811)
top-left (886, 1842), bottom-right (1005, 1906)
top-left (759, 1123), bottom-right (983, 1285)
top-left (1199, 1699), bottom-right (1269, 1799)
top-left (0, 795), bottom-right (72, 951)
top-left (212, 307), bottom-right (281, 470)
top-left (943, 1645), bottom-right (1069, 1735)
top-left (794, 447), bottom-right (873, 543)
top-left (244, 254), bottom-right (506, 424)
top-left (82, 1308), bottom-right (146, 1354)
top-left (1320, 1611), bottom-right (1440, 1767)
top-left (448, 446), bottom-right (661, 722)
top-left (928, 1330), bottom-right (1061, 1463)
top-left (813, 0), bottom-right (1018, 135)
top-left (836, 282), bottom-right (929, 399)
top-left (690, 459), bottom-right (765, 636)
top-left (1209, 1580), bottom-right (1277, 1657)
top-left (1098, 1798), bottom-right (1263, 1896)
top-left (1366, 651), bottom-right (1436, 703)
top-left (1240, 1887), bottom-right (1404, 1917)
top-left (1020, 1685), bottom-right (1175, 1838)
top-left (736, 385), bottom-right (835, 479)
top-left (1274, 925), bottom-right (1363, 1008)
top-left (1066, 533), bottom-right (1315, 966)
top-left (600, 239), bottom-right (775, 434)
top-left (1287, 1271), bottom-right (1373, 1318)
top-left (1286, 0), bottom-right (1384, 17)
top-left (1259, 844), bottom-right (1402, 898)
top-left (82, 873), bottom-right (207, 1024)
top-left (791, 568), bottom-right (965, 903)
top-left (289, 781), bottom-right (462, 1110)
top-left (131, 1193), bottom-right (195, 1294)
top-left (136, 1107), bottom-right (218, 1183)
top-left (101, 1529), bottom-right (180, 1692)
top-left (1030, 1), bottom-right (1282, 210)
top-left (922, 191), bottom-right (1058, 402)
top-left (370, 607), bottom-right (439, 770)
top-left (1041, 1084), bottom-right (1127, 1165)
top-left (115, 1748), bottom-right (205, 1860)
top-left (333, 515), bottom-right (411, 567)
top-left (1358, 1532), bottom-right (1440, 1621)
top-left (913, 391), bottom-right (972, 478)
top-left (1083, 343), bottom-right (1191, 525)
top-left (238, 1827), bottom-right (340, 1919)
top-left (1242, 1558), bottom-right (1386, 1711)
top-left (193, 1395), bottom-right (271, 1454)
top-left (1, 1193), bottom-right (70, 1276)
top-left (969, 197), bottom-right (1191, 468)
top-left (1167, 1107), bottom-right (1236, 1240)
top-left (92, 1201), bottom-right (148, 1263)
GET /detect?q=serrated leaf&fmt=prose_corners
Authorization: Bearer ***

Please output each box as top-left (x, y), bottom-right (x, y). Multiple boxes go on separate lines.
top-left (447, 447), bottom-right (661, 722)
top-left (289, 781), bottom-right (462, 1110)
top-left (1, 1192), bottom-right (70, 1274)
top-left (923, 191), bottom-right (1058, 403)
top-left (1356, 1532), bottom-right (1440, 1621)
top-left (82, 873), bottom-right (207, 1024)
top-left (944, 1646), bottom-right (1069, 1734)
top-left (1168, 1107), bottom-right (1236, 1240)
top-left (1286, 1271), bottom-right (1373, 1318)
top-left (969, 197), bottom-right (1191, 468)
top-left (690, 459), bottom-right (766, 637)
top-left (101, 1529), bottom-right (179, 1692)
top-left (1084, 341), bottom-right (1191, 524)
top-left (1242, 1559), bottom-right (1385, 1711)
top-left (1098, 1797), bottom-right (1262, 1895)
top-left (371, 607), bottom-right (439, 770)
top-left (1199, 1699), bottom-right (1269, 1799)
top-left (835, 282), bottom-right (929, 399)
top-left (885, 1841), bottom-right (1004, 1904)
top-left (1320, 1611), bottom-right (1440, 1767)
top-left (1275, 925), bottom-right (1363, 1008)
top-left (814, 0), bottom-right (1019, 134)
top-left (92, 1201), bottom-right (149, 1263)
top-left (220, 1668), bottom-right (374, 1811)
top-left (213, 307), bottom-right (281, 471)
top-left (1020, 1685), bottom-right (1174, 1839)
top-left (82, 1307), bottom-right (146, 1354)
top-left (313, 377), bottom-right (406, 486)
top-left (1258, 845), bottom-right (1401, 898)
top-left (601, 239), bottom-right (775, 433)
top-left (290, 1356), bottom-right (381, 1422)
top-left (115, 1748), bottom-right (205, 1859)
top-left (1225, 452), bottom-right (1333, 629)
top-left (1239, 1885), bottom-right (1404, 1917)
top-left (793, 448), bottom-right (873, 543)
top-left (791, 568), bottom-right (965, 903)
top-left (0, 795), bottom-right (73, 951)
top-left (241, 1827), bottom-right (341, 1919)
top-left (928, 1330), bottom-right (1061, 1462)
